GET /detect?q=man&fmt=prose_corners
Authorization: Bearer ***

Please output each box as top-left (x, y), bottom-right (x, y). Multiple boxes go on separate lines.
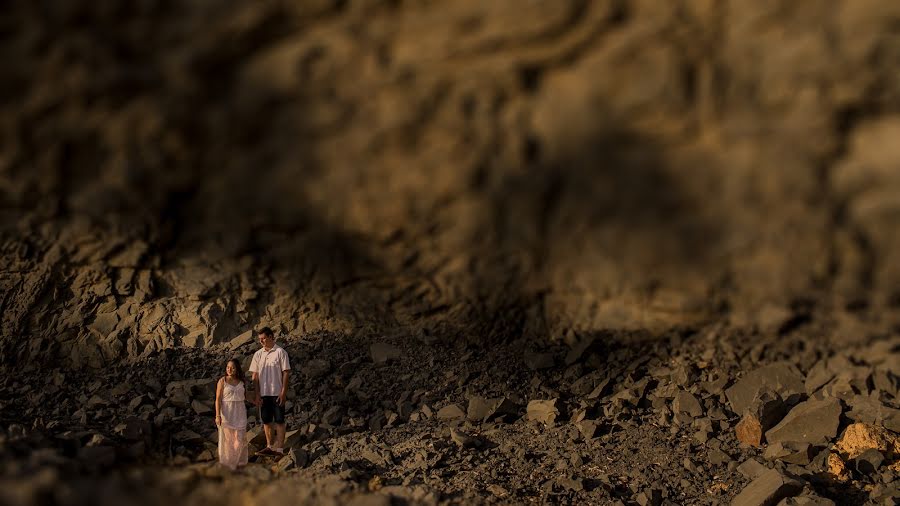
top-left (248, 327), bottom-right (291, 456)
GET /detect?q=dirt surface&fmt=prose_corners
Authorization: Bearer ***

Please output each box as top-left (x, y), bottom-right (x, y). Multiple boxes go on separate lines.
top-left (2, 1), bottom-right (900, 504)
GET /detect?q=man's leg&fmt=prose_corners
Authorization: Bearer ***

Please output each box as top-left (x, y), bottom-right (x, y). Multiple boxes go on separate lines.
top-left (263, 423), bottom-right (274, 448)
top-left (274, 423), bottom-right (286, 451)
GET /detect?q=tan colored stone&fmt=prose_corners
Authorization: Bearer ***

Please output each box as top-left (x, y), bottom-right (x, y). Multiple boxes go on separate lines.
top-left (833, 423), bottom-right (900, 460)
top-left (736, 413), bottom-right (763, 447)
top-left (827, 452), bottom-right (850, 482)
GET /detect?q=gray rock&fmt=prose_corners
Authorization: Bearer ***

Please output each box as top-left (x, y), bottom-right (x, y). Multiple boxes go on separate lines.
top-left (777, 495), bottom-right (835, 506)
top-left (673, 390), bottom-right (704, 418)
top-left (370, 343), bottom-right (402, 364)
top-left (113, 417), bottom-right (152, 441)
top-left (173, 430), bottom-right (204, 444)
top-left (449, 427), bottom-right (480, 449)
top-left (284, 429), bottom-right (304, 449)
top-left (228, 330), bottom-right (254, 350)
top-left (726, 363), bottom-right (806, 416)
top-left (736, 390), bottom-right (788, 447)
top-left (855, 448), bottom-right (885, 474)
top-left (192, 399), bottom-right (212, 415)
top-left (804, 360), bottom-right (834, 395)
top-left (565, 335), bottom-right (596, 365)
top-left (764, 442), bottom-right (813, 465)
top-left (708, 448), bottom-right (732, 466)
top-left (275, 452), bottom-right (295, 472)
top-left (466, 396), bottom-right (496, 421)
top-left (765, 398), bottom-right (841, 445)
top-left (737, 459), bottom-right (769, 479)
top-left (844, 394), bottom-right (900, 432)
top-left (524, 352), bottom-right (555, 371)
top-left (304, 359), bottom-right (331, 379)
top-left (731, 468), bottom-right (802, 506)
top-left (436, 404), bottom-right (466, 420)
top-left (872, 369), bottom-right (899, 398)
top-left (289, 447), bottom-right (309, 469)
top-left (576, 419), bottom-right (601, 439)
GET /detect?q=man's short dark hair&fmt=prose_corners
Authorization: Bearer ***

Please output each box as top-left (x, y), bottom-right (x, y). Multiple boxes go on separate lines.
top-left (258, 327), bottom-right (274, 338)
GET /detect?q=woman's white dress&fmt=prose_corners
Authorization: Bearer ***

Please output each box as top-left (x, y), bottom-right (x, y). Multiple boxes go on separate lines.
top-left (218, 380), bottom-right (248, 469)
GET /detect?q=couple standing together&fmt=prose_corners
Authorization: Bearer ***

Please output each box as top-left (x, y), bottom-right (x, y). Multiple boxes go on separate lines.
top-left (214, 327), bottom-right (291, 470)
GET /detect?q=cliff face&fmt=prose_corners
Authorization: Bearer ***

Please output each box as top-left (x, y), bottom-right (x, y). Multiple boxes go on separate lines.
top-left (2, 0), bottom-right (899, 367)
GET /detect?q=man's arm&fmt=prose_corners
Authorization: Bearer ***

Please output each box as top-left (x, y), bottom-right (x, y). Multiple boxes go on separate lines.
top-left (251, 372), bottom-right (261, 406)
top-left (278, 369), bottom-right (290, 405)
top-left (278, 350), bottom-right (291, 405)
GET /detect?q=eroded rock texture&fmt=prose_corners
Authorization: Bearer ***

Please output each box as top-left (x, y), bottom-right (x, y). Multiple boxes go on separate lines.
top-left (1, 0), bottom-right (899, 368)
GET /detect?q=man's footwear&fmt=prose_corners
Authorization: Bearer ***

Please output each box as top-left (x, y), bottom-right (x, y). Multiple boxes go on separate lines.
top-left (255, 447), bottom-right (275, 456)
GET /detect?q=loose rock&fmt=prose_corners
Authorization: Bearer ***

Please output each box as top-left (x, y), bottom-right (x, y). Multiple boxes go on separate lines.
top-left (731, 468), bottom-right (802, 506)
top-left (765, 398), bottom-right (841, 445)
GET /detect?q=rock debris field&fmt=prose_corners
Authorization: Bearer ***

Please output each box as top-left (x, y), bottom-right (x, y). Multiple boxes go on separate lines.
top-left (2, 1), bottom-right (900, 505)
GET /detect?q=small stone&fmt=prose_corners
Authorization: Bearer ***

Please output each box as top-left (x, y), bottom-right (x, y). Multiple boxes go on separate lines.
top-left (527, 399), bottom-right (560, 426)
top-left (844, 395), bottom-right (900, 432)
top-left (726, 363), bottom-right (805, 416)
top-left (450, 428), bottom-right (479, 449)
top-left (229, 330), bottom-right (254, 350)
top-left (673, 391), bottom-right (704, 418)
top-left (708, 448), bottom-right (732, 466)
top-left (290, 448), bottom-right (309, 469)
top-left (635, 489), bottom-right (663, 506)
top-left (737, 459), bottom-right (769, 479)
top-left (565, 335), bottom-right (596, 365)
top-left (284, 430), bottom-right (304, 449)
top-left (826, 452), bottom-right (850, 482)
top-left (487, 484), bottom-right (509, 497)
top-left (370, 343), bottom-right (402, 364)
top-left (684, 458), bottom-right (699, 473)
top-left (872, 369), bottom-right (899, 398)
top-left (196, 449), bottom-right (215, 462)
top-left (275, 453), bottom-right (295, 472)
top-left (465, 396), bottom-right (518, 422)
top-left (173, 430), bottom-right (204, 444)
top-left (436, 404), bottom-right (466, 420)
top-left (731, 468), bottom-right (802, 506)
top-left (737, 390), bottom-right (789, 446)
top-left (114, 417), bottom-right (152, 441)
top-left (736, 415), bottom-right (764, 447)
top-left (304, 359), bottom-right (331, 379)
top-left (777, 495), bottom-right (836, 506)
top-left (855, 448), bottom-right (885, 474)
top-left (247, 426), bottom-right (268, 447)
top-left (87, 395), bottom-right (110, 408)
top-left (192, 400), bottom-right (212, 415)
top-left (467, 396), bottom-right (494, 421)
top-left (764, 442), bottom-right (813, 465)
top-left (765, 398), bottom-right (841, 445)
top-left (804, 360), bottom-right (834, 395)
top-left (576, 419), bottom-right (601, 439)
top-left (524, 352), bottom-right (555, 370)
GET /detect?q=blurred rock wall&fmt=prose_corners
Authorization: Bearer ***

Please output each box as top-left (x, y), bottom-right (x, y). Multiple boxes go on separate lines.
top-left (1, 0), bottom-right (899, 367)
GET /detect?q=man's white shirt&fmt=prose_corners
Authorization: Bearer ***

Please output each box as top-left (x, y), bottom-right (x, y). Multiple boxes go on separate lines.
top-left (249, 344), bottom-right (291, 396)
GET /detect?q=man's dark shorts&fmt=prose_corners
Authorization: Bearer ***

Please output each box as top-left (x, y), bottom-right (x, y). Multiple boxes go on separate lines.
top-left (259, 396), bottom-right (285, 424)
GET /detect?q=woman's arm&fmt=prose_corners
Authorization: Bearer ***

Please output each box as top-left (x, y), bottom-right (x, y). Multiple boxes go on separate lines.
top-left (215, 377), bottom-right (224, 426)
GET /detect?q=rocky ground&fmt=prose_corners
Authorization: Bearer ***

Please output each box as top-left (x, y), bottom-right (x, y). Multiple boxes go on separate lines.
top-left (2, 0), bottom-right (900, 505)
top-left (3, 326), bottom-right (900, 504)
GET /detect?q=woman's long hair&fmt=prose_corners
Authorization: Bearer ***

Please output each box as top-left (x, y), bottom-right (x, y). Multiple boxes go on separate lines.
top-left (227, 358), bottom-right (246, 384)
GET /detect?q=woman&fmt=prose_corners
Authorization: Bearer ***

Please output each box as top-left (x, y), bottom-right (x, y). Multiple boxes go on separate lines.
top-left (215, 358), bottom-right (248, 470)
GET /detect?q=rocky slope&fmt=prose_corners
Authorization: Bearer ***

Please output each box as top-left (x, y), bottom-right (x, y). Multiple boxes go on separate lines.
top-left (1, 0), bottom-right (900, 504)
